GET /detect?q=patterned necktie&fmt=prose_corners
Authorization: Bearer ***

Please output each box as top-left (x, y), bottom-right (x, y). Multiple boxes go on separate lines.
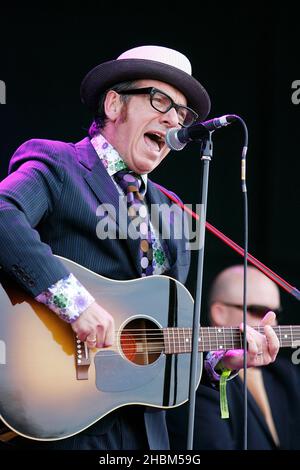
top-left (114, 170), bottom-right (154, 276)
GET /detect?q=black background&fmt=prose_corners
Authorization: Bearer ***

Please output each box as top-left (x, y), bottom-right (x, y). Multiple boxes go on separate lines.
top-left (0, 6), bottom-right (299, 325)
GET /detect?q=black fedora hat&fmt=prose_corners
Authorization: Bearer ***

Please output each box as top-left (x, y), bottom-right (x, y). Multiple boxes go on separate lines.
top-left (80, 45), bottom-right (211, 121)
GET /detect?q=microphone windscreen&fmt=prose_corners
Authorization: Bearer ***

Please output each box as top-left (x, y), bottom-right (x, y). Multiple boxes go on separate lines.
top-left (165, 128), bottom-right (186, 151)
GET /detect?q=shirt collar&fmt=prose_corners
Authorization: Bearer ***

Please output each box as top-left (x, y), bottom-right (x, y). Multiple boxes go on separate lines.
top-left (90, 133), bottom-right (148, 191)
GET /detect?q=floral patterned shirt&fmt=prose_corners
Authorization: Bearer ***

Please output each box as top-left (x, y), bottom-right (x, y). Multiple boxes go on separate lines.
top-left (35, 273), bottom-right (94, 323)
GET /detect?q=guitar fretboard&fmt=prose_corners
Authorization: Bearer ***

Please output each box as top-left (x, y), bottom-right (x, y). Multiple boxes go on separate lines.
top-left (162, 325), bottom-right (300, 354)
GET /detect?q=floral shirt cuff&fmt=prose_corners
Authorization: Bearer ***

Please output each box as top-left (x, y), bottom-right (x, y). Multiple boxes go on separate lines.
top-left (35, 273), bottom-right (95, 323)
top-left (204, 351), bottom-right (239, 383)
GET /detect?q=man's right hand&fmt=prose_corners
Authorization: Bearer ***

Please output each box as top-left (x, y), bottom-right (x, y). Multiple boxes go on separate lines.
top-left (71, 301), bottom-right (115, 349)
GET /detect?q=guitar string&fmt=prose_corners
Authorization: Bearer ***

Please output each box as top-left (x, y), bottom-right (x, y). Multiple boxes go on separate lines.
top-left (115, 334), bottom-right (299, 342)
top-left (76, 327), bottom-right (299, 357)
top-left (85, 327), bottom-right (300, 337)
top-left (76, 344), bottom-right (293, 358)
top-left (105, 326), bottom-right (299, 331)
top-left (99, 337), bottom-right (298, 350)
top-left (76, 336), bottom-right (297, 356)
top-left (77, 331), bottom-right (298, 356)
top-left (111, 327), bottom-right (299, 334)
top-left (114, 342), bottom-right (298, 351)
top-left (95, 326), bottom-right (300, 334)
top-left (78, 328), bottom-right (299, 343)
top-left (85, 329), bottom-right (299, 340)
top-left (111, 342), bottom-right (298, 350)
top-left (102, 340), bottom-right (298, 349)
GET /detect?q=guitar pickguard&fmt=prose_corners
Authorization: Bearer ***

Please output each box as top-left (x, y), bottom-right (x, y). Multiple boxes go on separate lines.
top-left (95, 350), bottom-right (165, 392)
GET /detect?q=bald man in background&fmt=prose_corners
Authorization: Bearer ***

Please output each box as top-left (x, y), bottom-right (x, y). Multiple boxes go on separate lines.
top-left (167, 265), bottom-right (300, 450)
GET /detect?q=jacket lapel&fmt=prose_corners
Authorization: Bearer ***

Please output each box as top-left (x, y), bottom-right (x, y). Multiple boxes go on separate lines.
top-left (76, 138), bottom-right (121, 215)
top-left (75, 138), bottom-right (141, 275)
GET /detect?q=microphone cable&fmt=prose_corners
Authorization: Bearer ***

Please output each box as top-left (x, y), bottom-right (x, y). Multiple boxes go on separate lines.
top-left (232, 115), bottom-right (249, 451)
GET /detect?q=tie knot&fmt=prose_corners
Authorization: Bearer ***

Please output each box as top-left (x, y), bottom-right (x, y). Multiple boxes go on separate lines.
top-left (114, 170), bottom-right (142, 194)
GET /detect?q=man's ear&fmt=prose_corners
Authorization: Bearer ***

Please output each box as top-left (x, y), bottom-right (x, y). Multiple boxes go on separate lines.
top-left (104, 90), bottom-right (123, 121)
top-left (210, 302), bottom-right (228, 327)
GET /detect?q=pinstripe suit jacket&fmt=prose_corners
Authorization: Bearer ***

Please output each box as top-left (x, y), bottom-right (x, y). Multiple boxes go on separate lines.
top-left (0, 136), bottom-right (191, 449)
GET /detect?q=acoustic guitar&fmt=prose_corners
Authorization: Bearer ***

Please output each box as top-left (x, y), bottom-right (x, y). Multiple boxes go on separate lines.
top-left (0, 256), bottom-right (298, 441)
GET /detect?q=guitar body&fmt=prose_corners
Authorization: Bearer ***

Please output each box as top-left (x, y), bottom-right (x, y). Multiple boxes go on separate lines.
top-left (0, 256), bottom-right (201, 440)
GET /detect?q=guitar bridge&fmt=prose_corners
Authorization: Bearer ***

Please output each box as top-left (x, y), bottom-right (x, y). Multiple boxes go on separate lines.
top-left (74, 335), bottom-right (91, 380)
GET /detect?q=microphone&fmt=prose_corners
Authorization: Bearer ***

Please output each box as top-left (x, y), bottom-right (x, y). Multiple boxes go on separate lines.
top-left (165, 114), bottom-right (238, 151)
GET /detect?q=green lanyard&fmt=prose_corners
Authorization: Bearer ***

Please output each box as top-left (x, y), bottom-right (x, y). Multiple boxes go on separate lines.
top-left (220, 369), bottom-right (232, 419)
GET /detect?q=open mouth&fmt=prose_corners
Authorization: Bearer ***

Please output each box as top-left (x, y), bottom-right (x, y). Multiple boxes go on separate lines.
top-left (144, 132), bottom-right (165, 152)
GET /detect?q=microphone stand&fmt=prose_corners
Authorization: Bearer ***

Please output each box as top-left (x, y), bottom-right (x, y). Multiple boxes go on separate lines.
top-left (187, 132), bottom-right (213, 450)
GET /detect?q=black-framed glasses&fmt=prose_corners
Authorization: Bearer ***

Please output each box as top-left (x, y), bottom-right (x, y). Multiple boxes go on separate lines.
top-left (220, 302), bottom-right (282, 317)
top-left (118, 87), bottom-right (198, 127)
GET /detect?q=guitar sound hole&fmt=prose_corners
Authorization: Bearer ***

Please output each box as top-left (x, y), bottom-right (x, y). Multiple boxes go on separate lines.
top-left (120, 318), bottom-right (163, 365)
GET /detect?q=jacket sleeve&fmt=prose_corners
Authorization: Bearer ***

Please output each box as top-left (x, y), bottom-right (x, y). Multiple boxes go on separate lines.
top-left (0, 138), bottom-right (71, 296)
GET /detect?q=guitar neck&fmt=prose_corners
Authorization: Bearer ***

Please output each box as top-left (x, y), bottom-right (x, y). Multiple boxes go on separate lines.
top-left (163, 325), bottom-right (300, 354)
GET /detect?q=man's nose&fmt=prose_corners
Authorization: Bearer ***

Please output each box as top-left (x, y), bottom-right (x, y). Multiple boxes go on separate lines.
top-left (160, 107), bottom-right (180, 127)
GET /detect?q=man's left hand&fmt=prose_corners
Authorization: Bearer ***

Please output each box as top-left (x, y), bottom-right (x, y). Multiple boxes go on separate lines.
top-left (220, 311), bottom-right (279, 370)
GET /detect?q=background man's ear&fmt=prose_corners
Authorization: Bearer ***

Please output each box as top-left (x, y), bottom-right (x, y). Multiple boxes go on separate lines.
top-left (210, 302), bottom-right (228, 327)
